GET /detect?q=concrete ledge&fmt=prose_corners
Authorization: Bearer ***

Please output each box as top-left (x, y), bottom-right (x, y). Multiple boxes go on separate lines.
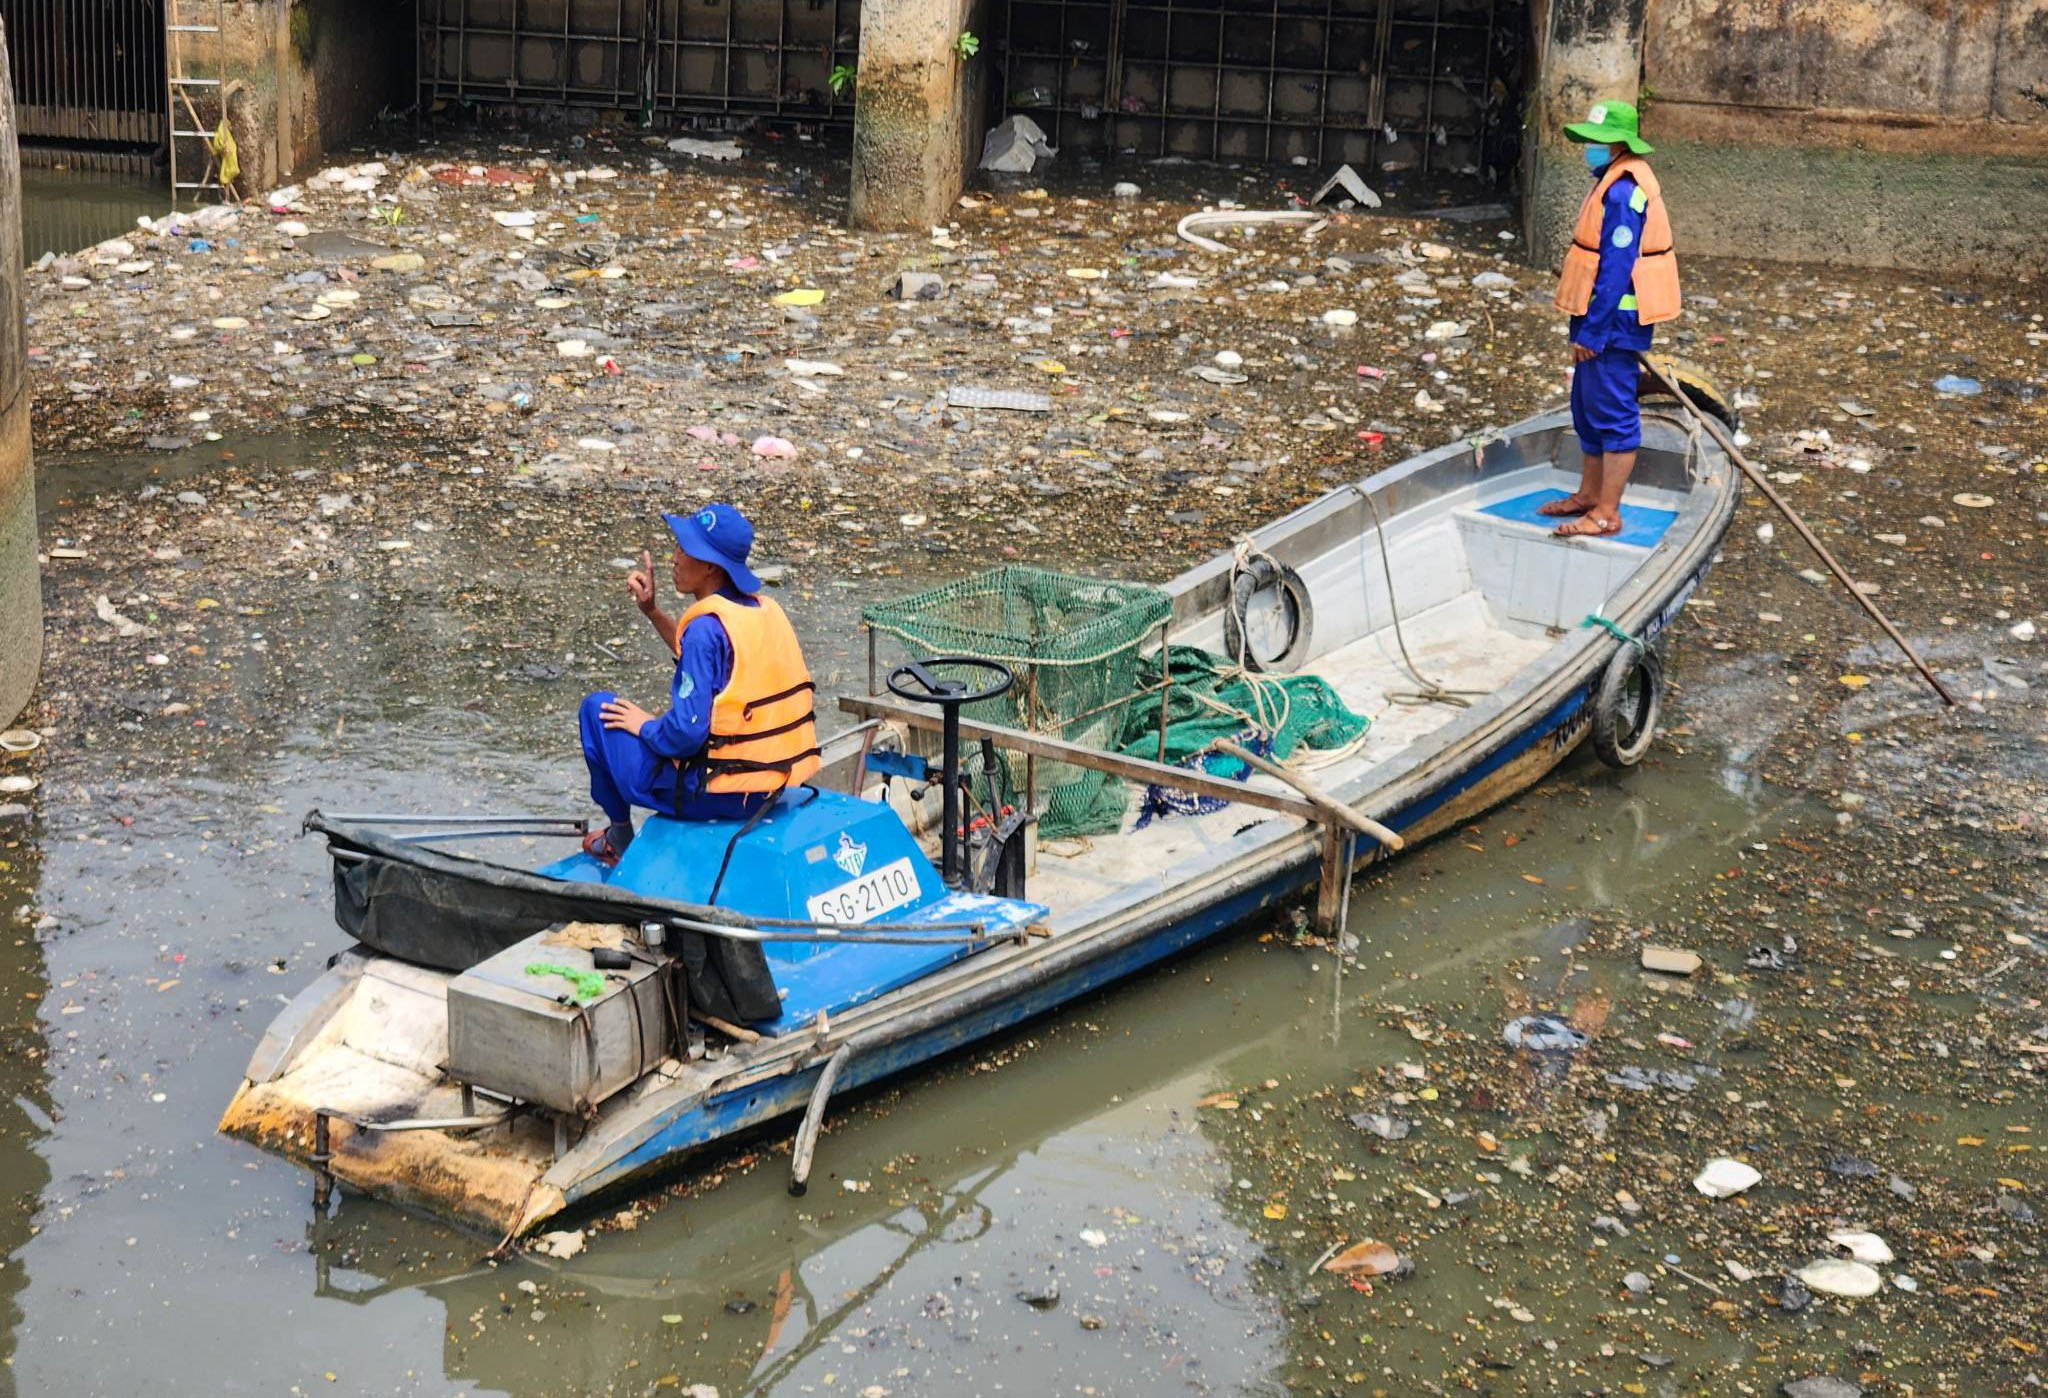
top-left (1653, 139), bottom-right (2048, 278)
top-left (1525, 137), bottom-right (2048, 279)
top-left (1649, 100), bottom-right (2048, 159)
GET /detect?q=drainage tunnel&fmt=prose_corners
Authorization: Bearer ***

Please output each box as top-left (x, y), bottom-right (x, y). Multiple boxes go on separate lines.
top-left (2, 0), bottom-right (166, 171)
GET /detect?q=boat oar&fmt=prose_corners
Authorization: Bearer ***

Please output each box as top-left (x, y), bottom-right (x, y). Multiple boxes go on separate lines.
top-left (1636, 351), bottom-right (1959, 707)
top-left (1210, 739), bottom-right (1404, 851)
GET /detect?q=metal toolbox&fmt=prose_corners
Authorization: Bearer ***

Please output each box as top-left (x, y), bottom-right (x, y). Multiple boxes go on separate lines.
top-left (446, 924), bottom-right (670, 1116)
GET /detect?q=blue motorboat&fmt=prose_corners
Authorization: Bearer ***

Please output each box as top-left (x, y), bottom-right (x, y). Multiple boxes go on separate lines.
top-left (221, 396), bottom-right (1740, 1236)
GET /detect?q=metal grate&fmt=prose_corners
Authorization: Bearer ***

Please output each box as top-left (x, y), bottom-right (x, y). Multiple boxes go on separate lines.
top-left (417, 0), bottom-right (861, 122)
top-left (1, 0), bottom-right (167, 151)
top-left (417, 0), bottom-right (648, 112)
top-left (648, 0), bottom-right (859, 120)
top-left (1000, 0), bottom-right (1504, 171)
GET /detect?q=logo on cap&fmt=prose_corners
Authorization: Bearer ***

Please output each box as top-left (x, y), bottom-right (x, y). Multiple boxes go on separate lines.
top-left (1588, 103), bottom-right (1608, 125)
top-left (698, 509), bottom-right (717, 530)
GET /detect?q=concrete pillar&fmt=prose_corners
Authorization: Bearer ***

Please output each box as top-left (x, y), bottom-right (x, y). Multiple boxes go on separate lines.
top-left (849, 0), bottom-right (989, 230)
top-left (1522, 0), bottom-right (1649, 270)
top-left (0, 20), bottom-right (42, 728)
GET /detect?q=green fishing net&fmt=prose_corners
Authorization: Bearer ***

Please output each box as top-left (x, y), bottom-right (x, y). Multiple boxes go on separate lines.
top-left (864, 569), bottom-right (1371, 838)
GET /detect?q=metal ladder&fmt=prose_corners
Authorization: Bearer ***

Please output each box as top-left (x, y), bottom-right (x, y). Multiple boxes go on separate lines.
top-left (165, 0), bottom-right (233, 201)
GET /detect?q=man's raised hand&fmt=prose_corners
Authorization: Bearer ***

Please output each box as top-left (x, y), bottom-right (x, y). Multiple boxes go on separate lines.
top-left (627, 549), bottom-right (657, 612)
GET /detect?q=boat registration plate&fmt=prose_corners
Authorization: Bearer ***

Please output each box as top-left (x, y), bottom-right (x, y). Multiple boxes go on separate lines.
top-left (807, 857), bottom-right (920, 925)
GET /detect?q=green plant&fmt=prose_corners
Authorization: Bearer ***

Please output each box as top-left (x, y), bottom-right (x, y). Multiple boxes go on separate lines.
top-left (376, 204), bottom-right (404, 227)
top-left (952, 30), bottom-right (980, 59)
top-left (829, 64), bottom-right (856, 97)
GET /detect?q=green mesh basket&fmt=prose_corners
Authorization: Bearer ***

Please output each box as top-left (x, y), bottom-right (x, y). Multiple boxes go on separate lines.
top-left (863, 567), bottom-right (1172, 837)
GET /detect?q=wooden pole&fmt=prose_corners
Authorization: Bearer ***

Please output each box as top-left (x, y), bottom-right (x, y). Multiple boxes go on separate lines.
top-left (1212, 739), bottom-right (1405, 851)
top-left (1638, 353), bottom-right (1959, 707)
top-left (1315, 825), bottom-right (1346, 935)
top-left (842, 695), bottom-right (1337, 827)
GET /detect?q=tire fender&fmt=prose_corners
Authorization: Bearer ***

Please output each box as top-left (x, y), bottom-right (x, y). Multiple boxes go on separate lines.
top-left (1224, 557), bottom-right (1314, 673)
top-left (1592, 641), bottom-right (1663, 768)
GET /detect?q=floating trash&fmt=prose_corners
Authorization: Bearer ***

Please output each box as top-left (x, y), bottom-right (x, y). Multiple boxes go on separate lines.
top-left (1503, 1014), bottom-right (1587, 1053)
top-left (1826, 1229), bottom-right (1894, 1265)
top-left (1794, 1257), bottom-right (1883, 1297)
top-left (1693, 1158), bottom-right (1761, 1198)
top-left (1324, 1239), bottom-right (1409, 1277)
top-left (1348, 1111), bottom-right (1411, 1141)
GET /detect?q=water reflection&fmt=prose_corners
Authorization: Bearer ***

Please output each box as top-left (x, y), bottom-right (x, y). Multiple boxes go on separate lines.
top-left (19, 168), bottom-right (164, 261)
top-left (302, 944), bottom-right (1291, 1396)
top-left (7, 429), bottom-right (1795, 1395)
top-left (0, 809), bottom-right (52, 1380)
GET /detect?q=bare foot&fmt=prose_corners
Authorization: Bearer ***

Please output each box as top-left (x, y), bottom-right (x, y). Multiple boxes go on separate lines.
top-left (1536, 493), bottom-right (1595, 518)
top-left (1553, 512), bottom-right (1622, 538)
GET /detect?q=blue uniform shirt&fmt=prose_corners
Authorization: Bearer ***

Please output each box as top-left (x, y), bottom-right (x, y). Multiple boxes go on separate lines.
top-left (1569, 175), bottom-right (1653, 355)
top-left (640, 586), bottom-right (762, 810)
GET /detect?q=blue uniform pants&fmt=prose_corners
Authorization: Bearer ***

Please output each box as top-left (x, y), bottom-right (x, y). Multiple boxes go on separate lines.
top-left (579, 692), bottom-right (776, 824)
top-left (1570, 346), bottom-right (1642, 456)
top-left (580, 692), bottom-right (679, 824)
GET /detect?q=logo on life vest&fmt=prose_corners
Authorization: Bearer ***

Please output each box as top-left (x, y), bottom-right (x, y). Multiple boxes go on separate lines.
top-left (833, 831), bottom-right (868, 876)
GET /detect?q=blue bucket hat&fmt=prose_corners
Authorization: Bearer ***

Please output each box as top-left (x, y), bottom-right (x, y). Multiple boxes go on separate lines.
top-left (663, 503), bottom-right (762, 594)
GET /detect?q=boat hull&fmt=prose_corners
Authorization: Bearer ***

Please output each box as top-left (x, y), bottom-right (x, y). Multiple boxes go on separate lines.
top-left (221, 403), bottom-right (1737, 1236)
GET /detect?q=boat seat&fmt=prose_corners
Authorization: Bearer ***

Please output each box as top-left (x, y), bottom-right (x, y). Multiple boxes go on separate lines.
top-left (1456, 489), bottom-right (1677, 633)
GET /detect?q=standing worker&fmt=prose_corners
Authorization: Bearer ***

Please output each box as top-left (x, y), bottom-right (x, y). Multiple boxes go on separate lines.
top-left (1542, 100), bottom-right (1681, 538)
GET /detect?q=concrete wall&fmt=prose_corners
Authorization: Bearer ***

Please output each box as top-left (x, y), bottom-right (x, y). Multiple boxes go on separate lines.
top-left (1640, 0), bottom-right (2048, 275)
top-left (218, 0), bottom-right (413, 193)
top-left (849, 0), bottom-right (990, 229)
top-left (1523, 0), bottom-right (1649, 269)
top-left (0, 20), bottom-right (41, 728)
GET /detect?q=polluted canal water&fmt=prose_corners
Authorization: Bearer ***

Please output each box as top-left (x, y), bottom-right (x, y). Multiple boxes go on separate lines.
top-left (9, 131), bottom-right (2046, 1393)
top-left (4, 421), bottom-right (2043, 1396)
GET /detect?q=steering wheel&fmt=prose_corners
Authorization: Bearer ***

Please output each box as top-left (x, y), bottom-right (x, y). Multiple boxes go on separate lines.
top-left (883, 657), bottom-right (1013, 889)
top-left (885, 656), bottom-right (1014, 708)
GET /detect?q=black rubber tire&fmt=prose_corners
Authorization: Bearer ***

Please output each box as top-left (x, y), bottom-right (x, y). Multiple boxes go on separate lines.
top-left (1224, 557), bottom-right (1314, 673)
top-left (1592, 641), bottom-right (1662, 769)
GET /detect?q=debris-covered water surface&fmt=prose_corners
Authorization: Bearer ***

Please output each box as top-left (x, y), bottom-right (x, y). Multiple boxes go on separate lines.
top-left (1, 131), bottom-right (2042, 1395)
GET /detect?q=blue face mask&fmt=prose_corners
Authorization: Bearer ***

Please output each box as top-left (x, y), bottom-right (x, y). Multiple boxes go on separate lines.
top-left (1584, 145), bottom-right (1614, 173)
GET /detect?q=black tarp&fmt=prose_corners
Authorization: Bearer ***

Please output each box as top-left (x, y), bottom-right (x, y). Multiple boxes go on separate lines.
top-left (307, 813), bottom-right (782, 1024)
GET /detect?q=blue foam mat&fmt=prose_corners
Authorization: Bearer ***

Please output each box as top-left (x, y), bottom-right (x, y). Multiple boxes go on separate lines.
top-left (1479, 489), bottom-right (1677, 549)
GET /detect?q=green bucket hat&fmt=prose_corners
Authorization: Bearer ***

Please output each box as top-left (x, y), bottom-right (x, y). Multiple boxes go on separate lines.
top-left (1563, 100), bottom-right (1653, 155)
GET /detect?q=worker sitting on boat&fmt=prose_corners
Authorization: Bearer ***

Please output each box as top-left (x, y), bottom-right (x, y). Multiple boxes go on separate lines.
top-left (578, 503), bottom-right (821, 865)
top-left (1544, 99), bottom-right (1680, 539)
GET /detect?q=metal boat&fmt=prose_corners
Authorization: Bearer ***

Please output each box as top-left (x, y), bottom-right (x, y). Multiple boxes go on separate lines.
top-left (219, 393), bottom-right (1739, 1236)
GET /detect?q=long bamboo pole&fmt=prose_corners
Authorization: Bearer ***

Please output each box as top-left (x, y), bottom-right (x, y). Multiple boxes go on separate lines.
top-left (1638, 353), bottom-right (1959, 707)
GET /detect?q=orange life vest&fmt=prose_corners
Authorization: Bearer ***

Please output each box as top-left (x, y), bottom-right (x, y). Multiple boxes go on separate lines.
top-left (674, 593), bottom-right (821, 794)
top-left (1553, 156), bottom-right (1680, 327)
